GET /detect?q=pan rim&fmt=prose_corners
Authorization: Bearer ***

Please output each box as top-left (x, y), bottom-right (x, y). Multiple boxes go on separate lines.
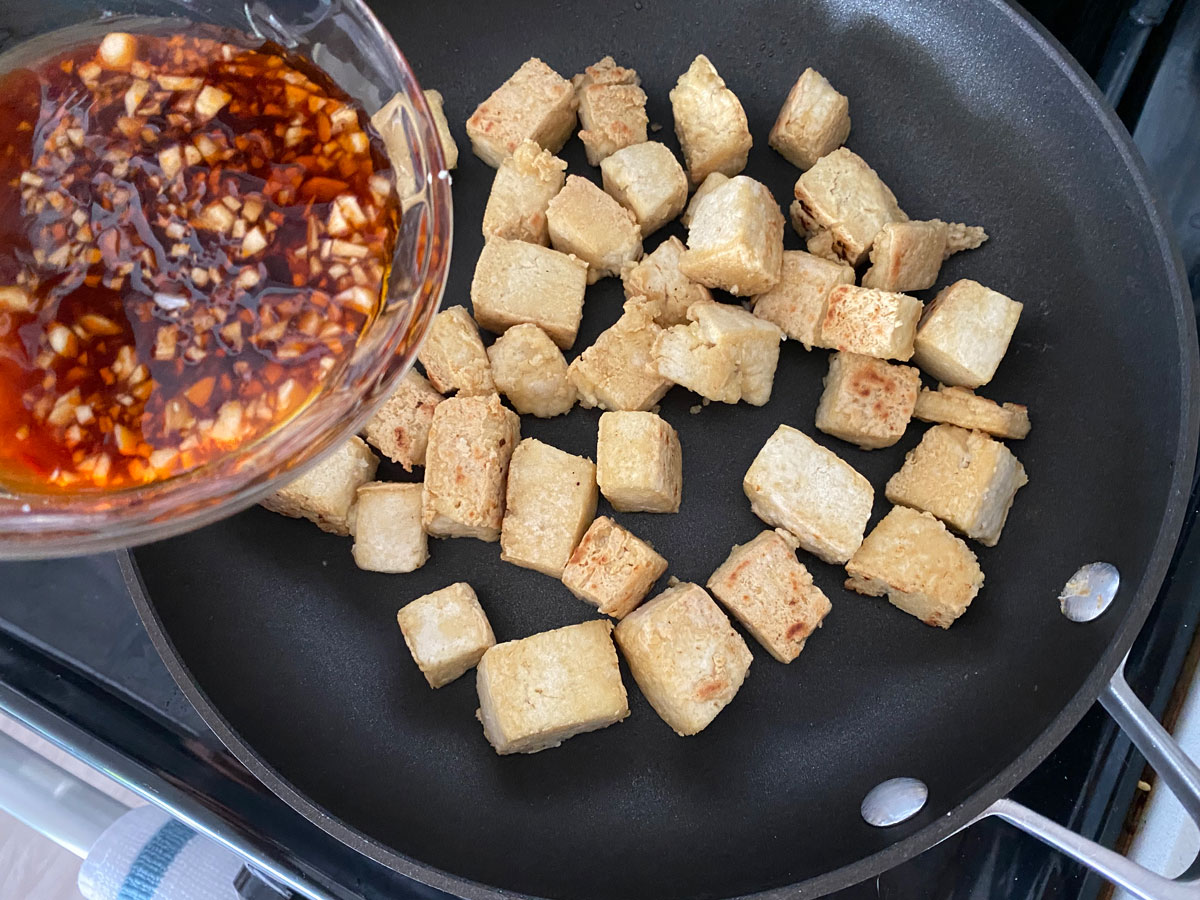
top-left (121, 0), bottom-right (1200, 895)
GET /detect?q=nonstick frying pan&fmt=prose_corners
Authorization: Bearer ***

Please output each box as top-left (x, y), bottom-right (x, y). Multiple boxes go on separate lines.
top-left (123, 0), bottom-right (1200, 897)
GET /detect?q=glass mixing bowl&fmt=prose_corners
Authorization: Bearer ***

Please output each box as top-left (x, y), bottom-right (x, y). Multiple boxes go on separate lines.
top-left (0, 0), bottom-right (451, 558)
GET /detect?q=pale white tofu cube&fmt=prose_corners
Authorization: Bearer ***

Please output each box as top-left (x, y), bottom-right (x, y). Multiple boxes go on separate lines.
top-left (680, 172), bottom-right (729, 228)
top-left (476, 620), bottom-right (629, 754)
top-left (750, 250), bottom-right (855, 349)
top-left (669, 55), bottom-right (752, 186)
top-left (351, 483), bottom-right (428, 573)
top-left (679, 175), bottom-right (784, 296)
top-left (619, 236), bottom-right (713, 327)
top-left (707, 529), bottom-right (832, 662)
top-left (815, 352), bottom-right (921, 450)
top-left (547, 175), bottom-right (642, 283)
top-left (596, 410), bottom-right (682, 513)
top-left (913, 279), bottom-right (1023, 388)
top-left (768, 68), bottom-right (850, 170)
top-left (845, 506), bottom-right (984, 629)
top-left (861, 220), bottom-right (987, 292)
top-left (600, 141), bottom-right (688, 237)
top-left (481, 138), bottom-right (567, 245)
top-left (487, 323), bottom-right (575, 418)
top-left (417, 305), bottom-right (495, 396)
top-left (261, 436), bottom-right (378, 535)
top-left (568, 299), bottom-right (672, 411)
top-left (743, 424), bottom-right (873, 564)
top-left (913, 385), bottom-right (1031, 440)
top-left (466, 58), bottom-right (578, 168)
top-left (500, 438), bottom-right (598, 578)
top-left (422, 394), bottom-right (520, 541)
top-left (397, 583), bottom-right (496, 688)
top-left (614, 582), bottom-right (752, 736)
top-left (821, 284), bottom-right (923, 361)
top-left (362, 369), bottom-right (444, 471)
top-left (470, 237), bottom-right (588, 349)
top-left (423, 89), bottom-right (459, 169)
top-left (885, 424), bottom-right (1028, 546)
top-left (562, 516), bottom-right (668, 618)
top-left (573, 56), bottom-right (648, 165)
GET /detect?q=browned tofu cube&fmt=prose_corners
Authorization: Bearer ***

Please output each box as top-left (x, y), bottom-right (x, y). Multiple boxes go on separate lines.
top-left (466, 58), bottom-right (578, 168)
top-left (620, 236), bottom-right (712, 327)
top-left (470, 237), bottom-right (588, 349)
top-left (707, 530), bottom-right (832, 662)
top-left (547, 175), bottom-right (642, 283)
top-left (476, 620), bottom-right (628, 754)
top-left (397, 583), bottom-right (495, 688)
top-left (417, 306), bottom-right (495, 396)
top-left (487, 323), bottom-right (575, 418)
top-left (573, 56), bottom-right (648, 165)
top-left (913, 279), bottom-right (1023, 388)
top-left (568, 299), bottom-right (672, 411)
top-left (821, 284), bottom-right (923, 361)
top-left (362, 369), bottom-right (444, 471)
top-left (614, 582), bottom-right (752, 736)
top-left (913, 385), bottom-right (1031, 440)
top-left (601, 141), bottom-right (688, 236)
top-left (481, 138), bottom-right (567, 245)
top-left (680, 172), bottom-right (729, 228)
top-left (351, 483), bottom-right (427, 574)
top-left (768, 68), bottom-right (850, 170)
top-left (885, 424), bottom-right (1028, 546)
top-left (679, 175), bottom-right (784, 296)
top-left (751, 250), bottom-right (855, 349)
top-left (422, 394), bottom-right (520, 541)
top-left (790, 148), bottom-right (906, 265)
top-left (562, 516), bottom-right (668, 618)
top-left (815, 352), bottom-right (921, 450)
top-left (423, 89), bottom-right (459, 169)
top-left (500, 438), bottom-right (598, 578)
top-left (261, 436), bottom-right (378, 535)
top-left (845, 506), bottom-right (984, 628)
top-left (861, 219), bottom-right (988, 292)
top-left (743, 424), bottom-right (873, 564)
top-left (596, 410), bottom-right (682, 513)
top-left (669, 55), bottom-right (752, 186)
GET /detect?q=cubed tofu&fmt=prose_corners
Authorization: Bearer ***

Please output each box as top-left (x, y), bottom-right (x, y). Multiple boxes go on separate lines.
top-left (654, 300), bottom-right (783, 406)
top-left (669, 55), bottom-right (752, 186)
top-left (912, 279), bottom-right (1023, 388)
top-left (821, 284), bottom-right (923, 361)
top-left (596, 410), bottom-right (682, 513)
top-left (568, 299), bottom-right (672, 411)
top-left (614, 582), bottom-right (752, 736)
top-left (913, 385), bottom-right (1031, 440)
top-left (417, 306), bottom-right (495, 396)
top-left (487, 323), bottom-right (575, 418)
top-left (600, 141), bottom-right (688, 237)
top-left (679, 175), bottom-right (784, 296)
top-left (815, 352), bottom-right (921, 450)
top-left (423, 89), bottom-right (459, 169)
top-left (790, 148), bottom-right (906, 265)
top-left (470, 237), bottom-right (588, 349)
top-left (743, 424), bottom-right (873, 564)
top-left (422, 394), bottom-right (520, 541)
top-left (619, 236), bottom-right (713, 327)
top-left (861, 219), bottom-right (988, 292)
top-left (768, 68), bottom-right (851, 170)
top-left (481, 138), bottom-right (567, 245)
top-left (562, 516), bottom-right (668, 618)
top-left (261, 436), bottom-right (378, 535)
top-left (397, 583), bottom-right (495, 688)
top-left (680, 172), bottom-right (729, 228)
top-left (707, 530), bottom-right (832, 662)
top-left (751, 250), bottom-right (855, 349)
top-left (546, 175), bottom-right (642, 283)
top-left (845, 506), bottom-right (984, 629)
top-left (371, 93), bottom-right (417, 197)
top-left (466, 58), bottom-right (578, 168)
top-left (885, 424), bottom-right (1028, 546)
top-left (573, 56), bottom-right (648, 165)
top-left (351, 483), bottom-right (428, 573)
top-left (476, 619), bottom-right (628, 754)
top-left (500, 438), bottom-right (598, 578)
top-left (362, 369), bottom-right (444, 471)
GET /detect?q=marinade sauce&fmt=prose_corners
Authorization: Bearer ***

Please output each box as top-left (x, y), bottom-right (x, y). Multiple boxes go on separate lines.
top-left (0, 28), bottom-right (398, 492)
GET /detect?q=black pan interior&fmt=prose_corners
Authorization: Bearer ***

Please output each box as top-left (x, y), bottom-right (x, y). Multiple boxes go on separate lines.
top-left (127, 1), bottom-right (1198, 898)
